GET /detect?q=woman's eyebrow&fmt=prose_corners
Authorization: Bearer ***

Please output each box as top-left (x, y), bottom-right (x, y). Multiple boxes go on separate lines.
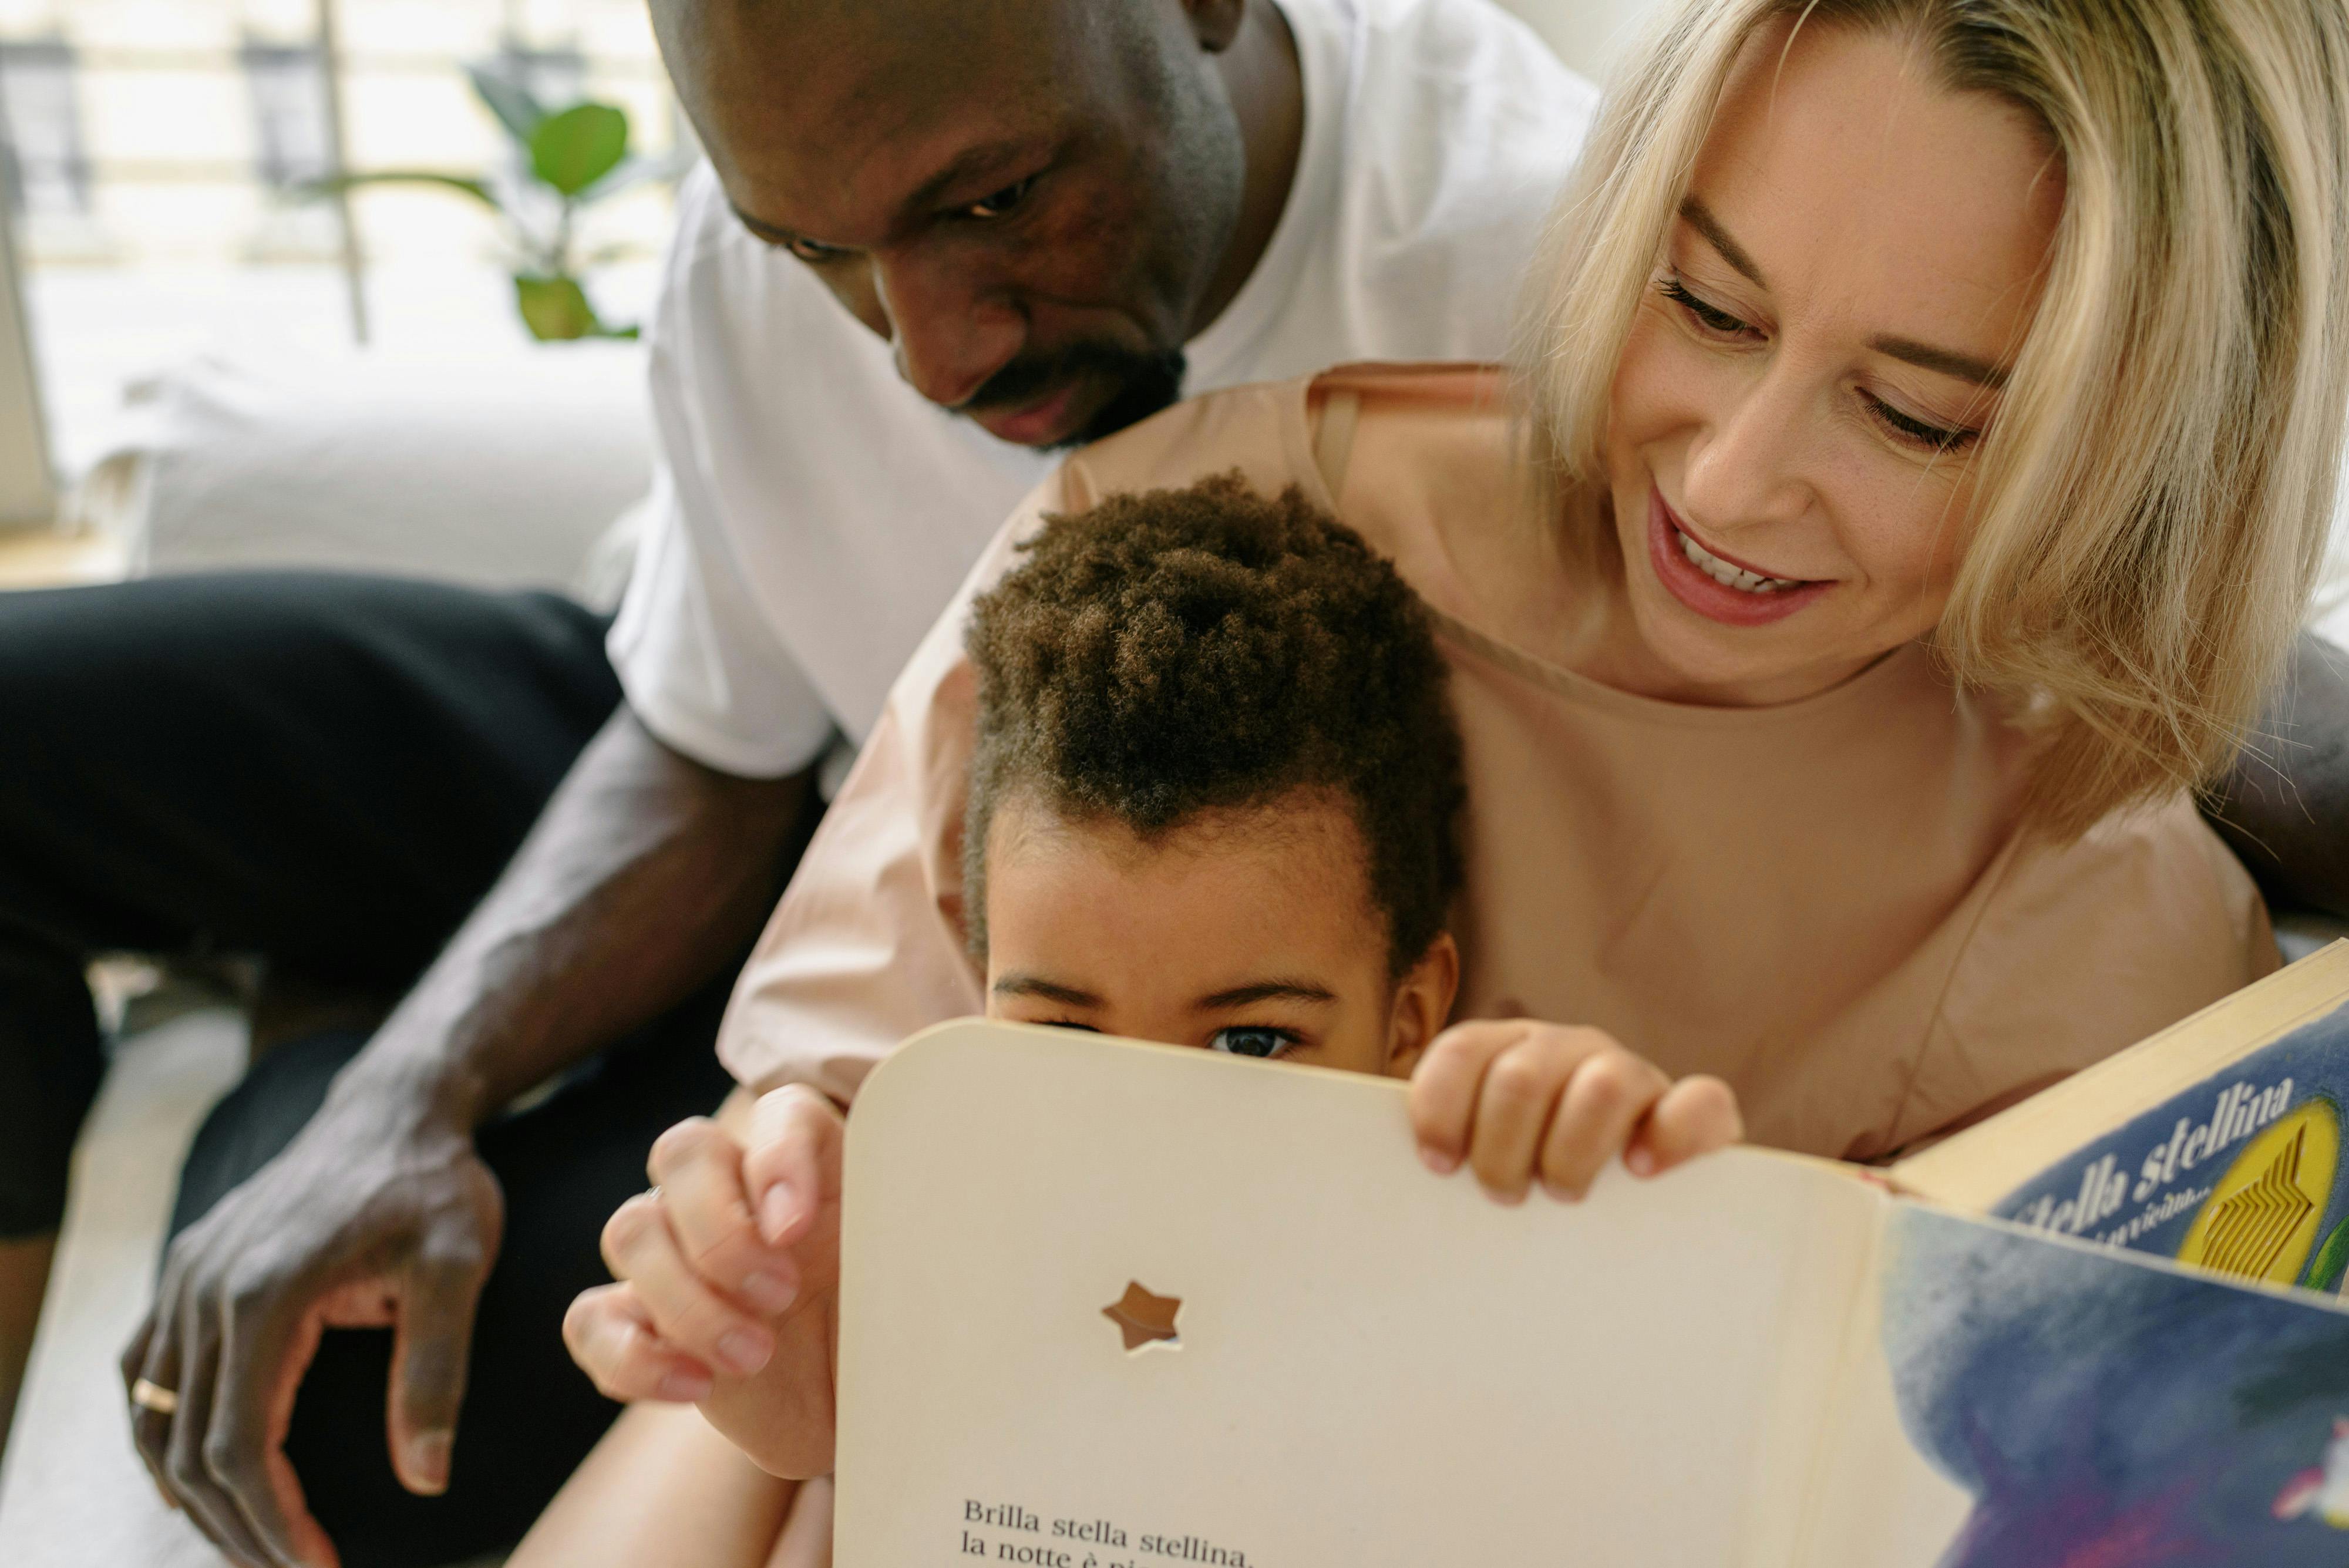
top-left (1679, 197), bottom-right (1766, 287)
top-left (992, 974), bottom-right (1101, 1007)
top-left (1681, 196), bottom-right (2011, 389)
top-left (1869, 335), bottom-right (2011, 390)
top-left (1195, 981), bottom-right (1339, 1010)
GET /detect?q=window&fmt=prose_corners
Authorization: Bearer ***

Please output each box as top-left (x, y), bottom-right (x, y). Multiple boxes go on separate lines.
top-left (0, 38), bottom-right (90, 217)
top-left (240, 42), bottom-right (333, 192)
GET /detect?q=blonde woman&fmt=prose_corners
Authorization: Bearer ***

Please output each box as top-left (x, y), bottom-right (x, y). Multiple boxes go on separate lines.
top-left (538, 0), bottom-right (2349, 1560)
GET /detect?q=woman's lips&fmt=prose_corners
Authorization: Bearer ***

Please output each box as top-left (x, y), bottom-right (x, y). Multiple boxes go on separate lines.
top-left (1645, 489), bottom-right (1831, 628)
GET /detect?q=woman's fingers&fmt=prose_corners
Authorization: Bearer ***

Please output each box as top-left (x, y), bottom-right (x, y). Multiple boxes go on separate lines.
top-left (600, 1190), bottom-right (775, 1378)
top-left (563, 1283), bottom-right (716, 1405)
top-left (1537, 1047), bottom-right (1671, 1200)
top-left (1627, 1074), bottom-right (1745, 1177)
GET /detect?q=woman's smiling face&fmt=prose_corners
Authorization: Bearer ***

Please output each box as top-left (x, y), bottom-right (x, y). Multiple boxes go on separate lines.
top-left (1597, 18), bottom-right (2064, 706)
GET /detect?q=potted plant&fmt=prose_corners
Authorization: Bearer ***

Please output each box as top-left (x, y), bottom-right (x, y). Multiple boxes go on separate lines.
top-left (311, 61), bottom-right (679, 341)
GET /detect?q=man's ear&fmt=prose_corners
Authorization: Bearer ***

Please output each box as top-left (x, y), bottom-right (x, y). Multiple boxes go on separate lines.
top-left (1382, 932), bottom-right (1460, 1080)
top-left (1180, 0), bottom-right (1249, 53)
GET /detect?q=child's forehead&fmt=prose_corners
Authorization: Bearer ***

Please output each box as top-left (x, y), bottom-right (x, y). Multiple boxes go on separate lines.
top-left (982, 786), bottom-right (1397, 991)
top-left (993, 785), bottom-right (1369, 872)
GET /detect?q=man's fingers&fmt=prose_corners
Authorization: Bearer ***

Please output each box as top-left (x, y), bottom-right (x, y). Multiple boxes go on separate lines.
top-left (120, 1313), bottom-right (181, 1511)
top-left (649, 1116), bottom-right (798, 1315)
top-left (563, 1283), bottom-right (715, 1403)
top-left (743, 1087), bottom-right (847, 1249)
top-left (1405, 1021), bottom-right (1527, 1175)
top-left (602, 1193), bottom-right (774, 1375)
top-left (161, 1288), bottom-right (281, 1568)
top-left (1628, 1075), bottom-right (1744, 1176)
top-left (386, 1236), bottom-right (493, 1498)
top-left (207, 1298), bottom-right (332, 1568)
top-left (1538, 1048), bottom-right (1670, 1200)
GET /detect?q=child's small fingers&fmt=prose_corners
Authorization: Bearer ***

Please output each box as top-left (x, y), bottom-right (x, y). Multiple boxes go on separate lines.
top-left (743, 1086), bottom-right (847, 1247)
top-left (1466, 1038), bottom-right (1583, 1203)
top-left (1627, 1075), bottom-right (1744, 1177)
top-left (1538, 1048), bottom-right (1670, 1200)
top-left (1406, 1022), bottom-right (1527, 1175)
top-left (563, 1284), bottom-right (716, 1405)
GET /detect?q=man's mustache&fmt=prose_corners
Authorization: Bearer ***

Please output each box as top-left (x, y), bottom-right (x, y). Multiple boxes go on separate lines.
top-left (960, 342), bottom-right (1189, 449)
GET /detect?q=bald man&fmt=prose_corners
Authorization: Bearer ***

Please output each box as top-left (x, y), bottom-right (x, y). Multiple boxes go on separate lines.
top-left (0, 2), bottom-right (1591, 1564)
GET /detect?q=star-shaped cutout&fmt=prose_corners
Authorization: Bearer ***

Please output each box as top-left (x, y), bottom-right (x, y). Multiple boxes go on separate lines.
top-left (1102, 1281), bottom-right (1182, 1351)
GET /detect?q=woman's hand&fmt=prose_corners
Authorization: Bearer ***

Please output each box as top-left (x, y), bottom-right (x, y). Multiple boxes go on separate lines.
top-left (562, 1086), bottom-right (844, 1480)
top-left (1408, 1019), bottom-right (1742, 1203)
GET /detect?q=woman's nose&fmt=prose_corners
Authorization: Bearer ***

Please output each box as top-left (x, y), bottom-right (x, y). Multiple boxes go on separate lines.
top-left (1680, 364), bottom-right (1814, 531)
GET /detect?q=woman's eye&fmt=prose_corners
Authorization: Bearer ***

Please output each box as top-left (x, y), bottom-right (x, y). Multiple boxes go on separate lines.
top-left (964, 177), bottom-right (1037, 220)
top-left (1863, 392), bottom-right (1980, 455)
top-left (1210, 1027), bottom-right (1298, 1060)
top-left (786, 237), bottom-right (851, 265)
top-left (1658, 275), bottom-right (1755, 339)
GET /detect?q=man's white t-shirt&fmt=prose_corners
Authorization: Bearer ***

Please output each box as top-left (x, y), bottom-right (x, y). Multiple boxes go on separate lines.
top-left (607, 0), bottom-right (1598, 780)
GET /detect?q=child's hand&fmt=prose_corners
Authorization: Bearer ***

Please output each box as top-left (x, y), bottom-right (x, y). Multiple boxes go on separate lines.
top-left (561, 1085), bottom-right (844, 1479)
top-left (1408, 1019), bottom-right (1742, 1203)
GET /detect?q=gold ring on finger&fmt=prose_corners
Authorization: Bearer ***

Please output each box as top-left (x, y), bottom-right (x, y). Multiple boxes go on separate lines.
top-left (130, 1378), bottom-right (180, 1416)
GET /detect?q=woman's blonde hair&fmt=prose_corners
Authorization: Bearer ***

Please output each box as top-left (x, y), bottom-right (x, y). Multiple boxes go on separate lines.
top-left (1519, 0), bottom-right (2349, 837)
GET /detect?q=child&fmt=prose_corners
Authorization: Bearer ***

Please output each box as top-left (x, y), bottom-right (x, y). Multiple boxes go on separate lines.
top-left (565, 476), bottom-right (1741, 1480)
top-left (963, 474), bottom-right (1466, 1080)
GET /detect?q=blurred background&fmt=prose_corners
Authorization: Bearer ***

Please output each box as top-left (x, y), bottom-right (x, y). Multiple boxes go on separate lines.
top-left (0, 0), bottom-right (1660, 546)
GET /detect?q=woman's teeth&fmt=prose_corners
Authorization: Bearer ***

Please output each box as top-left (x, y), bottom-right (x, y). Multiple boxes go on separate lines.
top-left (1675, 526), bottom-right (1801, 594)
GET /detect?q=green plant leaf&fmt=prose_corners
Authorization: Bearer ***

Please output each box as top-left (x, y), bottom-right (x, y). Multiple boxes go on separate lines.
top-left (530, 103), bottom-right (630, 197)
top-left (514, 274), bottom-right (601, 341)
top-left (576, 153), bottom-right (679, 206)
top-left (466, 61), bottom-right (547, 147)
top-left (301, 170), bottom-right (503, 213)
top-left (2302, 1214), bottom-right (2349, 1294)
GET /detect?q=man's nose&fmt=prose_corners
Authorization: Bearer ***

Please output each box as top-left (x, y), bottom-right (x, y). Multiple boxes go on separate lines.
top-left (872, 250), bottom-right (1027, 410)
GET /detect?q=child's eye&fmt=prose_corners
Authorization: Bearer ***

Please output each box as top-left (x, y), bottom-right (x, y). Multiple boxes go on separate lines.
top-left (1210, 1027), bottom-right (1300, 1060)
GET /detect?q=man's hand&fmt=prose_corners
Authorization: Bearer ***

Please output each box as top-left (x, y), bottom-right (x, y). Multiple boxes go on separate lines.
top-left (1408, 1019), bottom-right (1742, 1204)
top-left (111, 714), bottom-right (811, 1566)
top-left (564, 1087), bottom-right (844, 1480)
top-left (121, 1091), bottom-right (501, 1568)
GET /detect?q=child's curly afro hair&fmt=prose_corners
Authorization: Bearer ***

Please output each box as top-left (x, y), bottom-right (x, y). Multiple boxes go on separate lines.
top-left (964, 472), bottom-right (1466, 974)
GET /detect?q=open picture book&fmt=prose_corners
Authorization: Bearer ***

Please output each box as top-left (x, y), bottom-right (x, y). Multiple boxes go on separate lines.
top-left (832, 944), bottom-right (2349, 1567)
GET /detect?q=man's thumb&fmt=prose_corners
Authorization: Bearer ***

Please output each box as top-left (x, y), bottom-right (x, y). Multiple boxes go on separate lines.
top-left (386, 1242), bottom-right (492, 1497)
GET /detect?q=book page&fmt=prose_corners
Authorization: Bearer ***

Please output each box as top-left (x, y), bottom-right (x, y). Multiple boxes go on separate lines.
top-left (1895, 943), bottom-right (2349, 1219)
top-left (835, 1023), bottom-right (1907, 1567)
top-left (1806, 1203), bottom-right (2349, 1565)
top-left (1897, 952), bottom-right (2349, 1298)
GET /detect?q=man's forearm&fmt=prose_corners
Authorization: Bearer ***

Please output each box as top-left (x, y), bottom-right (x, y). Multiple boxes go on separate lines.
top-left (333, 708), bottom-right (814, 1129)
top-left (2208, 631), bottom-right (2349, 918)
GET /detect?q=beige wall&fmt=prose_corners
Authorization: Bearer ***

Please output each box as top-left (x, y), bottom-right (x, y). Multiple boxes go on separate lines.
top-left (1495, 0), bottom-right (1668, 80)
top-left (0, 200), bottom-right (54, 526)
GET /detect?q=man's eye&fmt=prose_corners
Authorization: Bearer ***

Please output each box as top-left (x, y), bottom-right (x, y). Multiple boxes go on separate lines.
top-left (1210, 1027), bottom-right (1298, 1060)
top-left (964, 177), bottom-right (1037, 220)
top-left (786, 237), bottom-right (851, 265)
